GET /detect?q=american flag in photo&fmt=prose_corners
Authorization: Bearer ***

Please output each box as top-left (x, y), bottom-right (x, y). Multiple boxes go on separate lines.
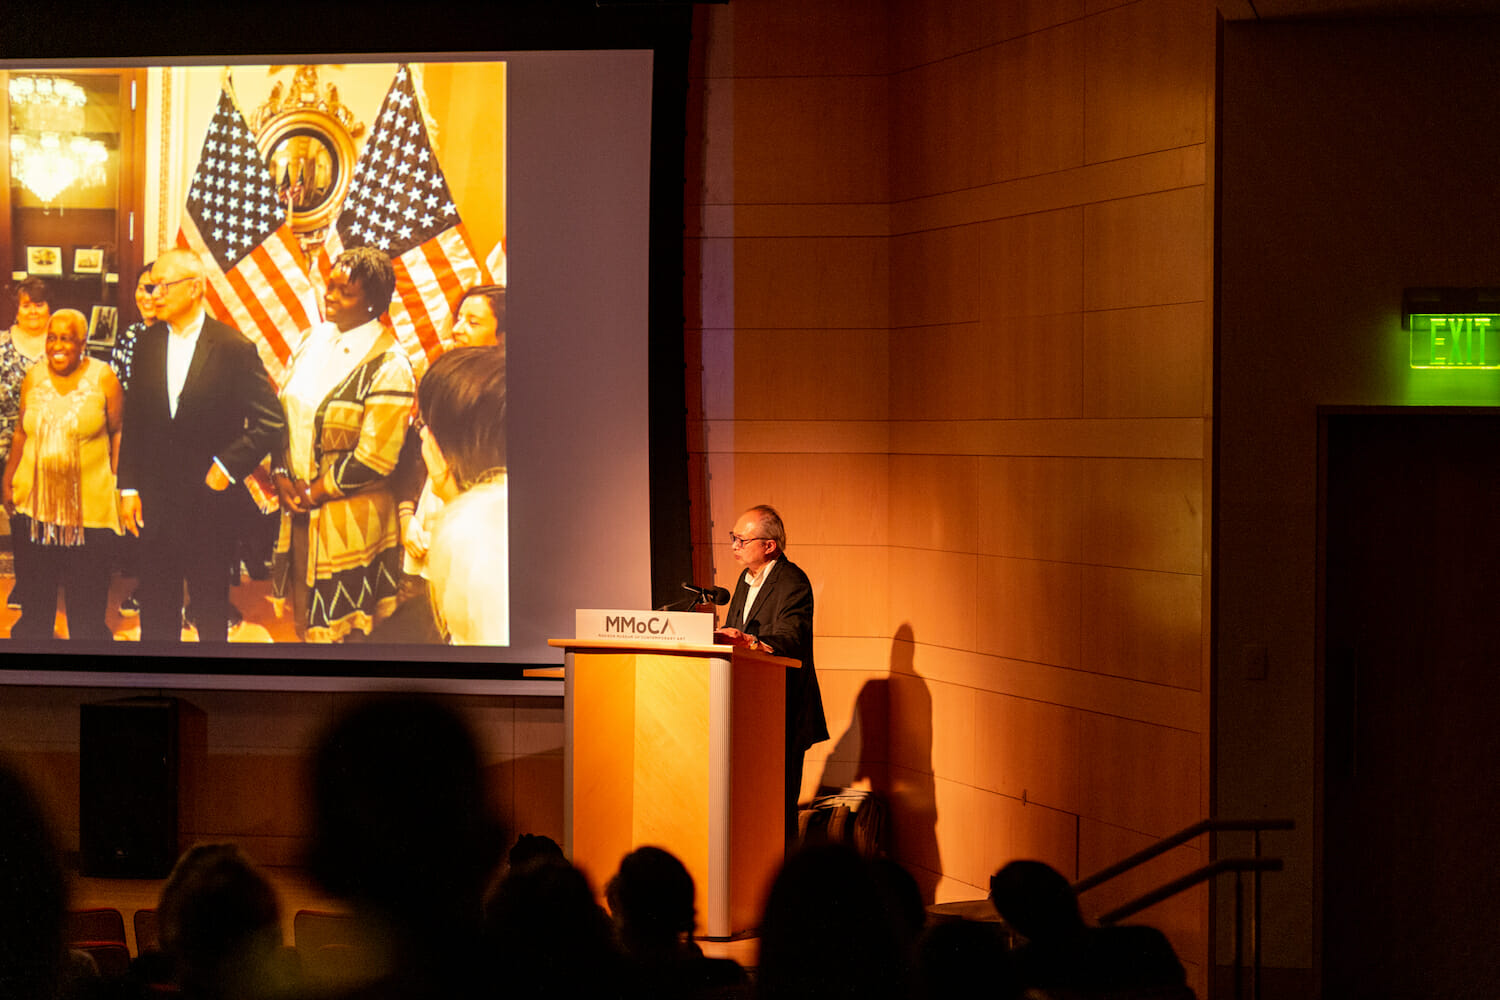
top-left (179, 84), bottom-right (319, 384)
top-left (317, 63), bottom-right (491, 372)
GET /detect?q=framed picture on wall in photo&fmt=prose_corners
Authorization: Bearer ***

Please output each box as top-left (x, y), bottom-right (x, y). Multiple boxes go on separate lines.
top-left (88, 305), bottom-right (118, 347)
top-left (26, 246), bottom-right (62, 276)
top-left (74, 247), bottom-right (105, 274)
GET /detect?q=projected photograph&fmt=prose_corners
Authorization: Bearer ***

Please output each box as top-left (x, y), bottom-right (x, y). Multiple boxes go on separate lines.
top-left (0, 61), bottom-right (508, 651)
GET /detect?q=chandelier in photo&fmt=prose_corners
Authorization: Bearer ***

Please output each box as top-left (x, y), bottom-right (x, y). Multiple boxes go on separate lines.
top-left (9, 76), bottom-right (108, 204)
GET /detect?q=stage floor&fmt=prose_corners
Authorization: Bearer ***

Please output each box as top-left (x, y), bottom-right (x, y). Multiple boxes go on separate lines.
top-left (0, 569), bottom-right (298, 643)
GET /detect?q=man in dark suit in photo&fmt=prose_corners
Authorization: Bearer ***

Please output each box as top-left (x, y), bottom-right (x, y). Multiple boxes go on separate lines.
top-left (116, 248), bottom-right (285, 641)
top-left (717, 504), bottom-right (829, 841)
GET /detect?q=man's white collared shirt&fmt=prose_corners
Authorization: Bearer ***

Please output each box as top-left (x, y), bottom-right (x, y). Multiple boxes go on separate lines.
top-left (166, 309), bottom-right (207, 419)
top-left (740, 558), bottom-right (778, 629)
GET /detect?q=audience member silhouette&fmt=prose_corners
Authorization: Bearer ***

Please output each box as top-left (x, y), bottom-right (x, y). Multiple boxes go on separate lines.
top-left (485, 852), bottom-right (625, 1000)
top-left (0, 758), bottom-right (68, 1000)
top-left (914, 918), bottom-right (1008, 1000)
top-left (988, 859), bottom-right (1186, 997)
top-left (604, 846), bottom-right (747, 1000)
top-left (306, 693), bottom-right (507, 999)
top-left (156, 842), bottom-right (292, 1000)
top-left (870, 856), bottom-right (927, 958)
top-left (504, 833), bottom-right (565, 875)
top-left (755, 844), bottom-right (917, 1000)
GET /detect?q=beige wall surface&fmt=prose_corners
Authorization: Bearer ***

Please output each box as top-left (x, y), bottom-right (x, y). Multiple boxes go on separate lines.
top-left (687, 0), bottom-right (1214, 987)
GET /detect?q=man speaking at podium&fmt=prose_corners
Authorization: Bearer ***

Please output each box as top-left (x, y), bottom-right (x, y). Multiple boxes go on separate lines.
top-left (716, 504), bottom-right (828, 842)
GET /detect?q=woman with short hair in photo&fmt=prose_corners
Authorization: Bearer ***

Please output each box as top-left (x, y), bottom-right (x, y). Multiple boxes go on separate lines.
top-left (1, 308), bottom-right (124, 639)
top-left (269, 247), bottom-right (414, 642)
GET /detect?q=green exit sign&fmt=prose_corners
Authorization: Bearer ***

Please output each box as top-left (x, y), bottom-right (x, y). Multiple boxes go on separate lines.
top-left (1409, 315), bottom-right (1500, 369)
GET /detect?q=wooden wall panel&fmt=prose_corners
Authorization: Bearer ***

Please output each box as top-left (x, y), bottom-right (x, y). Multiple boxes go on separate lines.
top-left (965, 783), bottom-right (1081, 886)
top-left (981, 314), bottom-right (1086, 419)
top-left (972, 457), bottom-right (1089, 564)
top-left (792, 544), bottom-right (891, 640)
top-left (732, 329), bottom-right (889, 421)
top-left (975, 556), bottom-right (1084, 669)
top-left (1082, 457), bottom-right (1204, 574)
top-left (709, 453), bottom-right (889, 550)
top-left (1083, 302), bottom-right (1205, 418)
top-left (1083, 0), bottom-right (1212, 163)
top-left (889, 225), bottom-right (981, 329)
top-left (980, 208), bottom-right (1085, 319)
top-left (886, 547), bottom-right (979, 652)
top-left (1078, 714), bottom-right (1201, 836)
top-left (731, 75), bottom-right (890, 205)
top-left (990, 25), bottom-right (1089, 184)
top-left (1080, 565), bottom-right (1202, 689)
top-left (889, 322), bottom-right (987, 420)
top-left (1084, 187), bottom-right (1206, 311)
top-left (710, 0), bottom-right (890, 78)
top-left (973, 692), bottom-right (1084, 815)
top-left (688, 2), bottom-right (1212, 970)
top-left (888, 51), bottom-right (992, 200)
top-left (891, 0), bottom-right (1086, 71)
top-left (888, 454), bottom-right (980, 553)
top-left (804, 667), bottom-right (890, 788)
top-left (731, 237), bottom-right (890, 329)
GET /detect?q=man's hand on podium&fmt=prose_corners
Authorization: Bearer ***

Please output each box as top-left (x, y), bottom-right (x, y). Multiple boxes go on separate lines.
top-left (715, 627), bottom-right (769, 653)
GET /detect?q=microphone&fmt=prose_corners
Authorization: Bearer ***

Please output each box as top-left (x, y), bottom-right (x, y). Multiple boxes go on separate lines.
top-left (682, 581), bottom-right (731, 606)
top-left (657, 583), bottom-right (732, 612)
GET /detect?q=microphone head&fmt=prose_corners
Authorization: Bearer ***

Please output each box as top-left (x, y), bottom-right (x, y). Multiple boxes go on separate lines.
top-left (682, 582), bottom-right (732, 606)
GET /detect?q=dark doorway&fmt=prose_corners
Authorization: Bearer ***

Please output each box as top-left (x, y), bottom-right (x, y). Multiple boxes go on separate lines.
top-left (1322, 411), bottom-right (1500, 998)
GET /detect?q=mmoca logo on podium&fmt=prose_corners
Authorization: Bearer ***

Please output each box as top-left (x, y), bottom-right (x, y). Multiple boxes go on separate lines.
top-left (575, 609), bottom-right (714, 645)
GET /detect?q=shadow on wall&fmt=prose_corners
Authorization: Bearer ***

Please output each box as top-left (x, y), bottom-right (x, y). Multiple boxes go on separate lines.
top-left (816, 623), bottom-right (941, 903)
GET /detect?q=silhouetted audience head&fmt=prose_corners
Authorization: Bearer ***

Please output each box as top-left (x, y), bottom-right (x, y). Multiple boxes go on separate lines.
top-left (871, 856), bottom-right (927, 952)
top-left (507, 833), bottom-right (566, 874)
top-left (486, 855), bottom-right (623, 998)
top-left (916, 919), bottom-right (1010, 1000)
top-left (307, 693), bottom-right (506, 928)
top-left (756, 844), bottom-right (916, 1000)
top-left (986, 859), bottom-right (1186, 997)
top-left (157, 842), bottom-right (284, 999)
top-left (606, 846), bottom-right (696, 954)
top-left (987, 859), bottom-right (1084, 942)
top-left (0, 759), bottom-right (66, 1000)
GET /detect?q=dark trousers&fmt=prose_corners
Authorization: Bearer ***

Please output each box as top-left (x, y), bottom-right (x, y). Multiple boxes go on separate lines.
top-left (786, 744), bottom-right (806, 846)
top-left (10, 519), bottom-right (114, 640)
top-left (7, 512), bottom-right (36, 609)
top-left (137, 500), bottom-right (233, 642)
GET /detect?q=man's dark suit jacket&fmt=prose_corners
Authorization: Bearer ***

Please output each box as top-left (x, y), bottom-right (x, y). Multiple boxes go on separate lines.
top-left (116, 314), bottom-right (283, 641)
top-left (724, 557), bottom-right (829, 754)
top-left (116, 315), bottom-right (284, 506)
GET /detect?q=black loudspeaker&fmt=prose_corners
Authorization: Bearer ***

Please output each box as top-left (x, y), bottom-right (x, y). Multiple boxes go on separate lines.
top-left (80, 697), bottom-right (180, 878)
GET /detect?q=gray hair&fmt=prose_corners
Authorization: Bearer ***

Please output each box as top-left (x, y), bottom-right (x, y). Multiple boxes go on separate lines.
top-left (746, 504), bottom-right (786, 553)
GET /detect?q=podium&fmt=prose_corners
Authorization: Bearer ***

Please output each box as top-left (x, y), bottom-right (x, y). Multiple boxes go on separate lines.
top-left (549, 636), bottom-right (799, 939)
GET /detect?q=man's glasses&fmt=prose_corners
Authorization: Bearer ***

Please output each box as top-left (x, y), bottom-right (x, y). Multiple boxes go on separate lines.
top-left (143, 276), bottom-right (196, 296)
top-left (728, 533), bottom-right (770, 548)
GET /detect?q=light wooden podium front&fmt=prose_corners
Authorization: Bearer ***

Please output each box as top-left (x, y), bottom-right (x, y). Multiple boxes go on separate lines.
top-left (548, 637), bottom-right (797, 939)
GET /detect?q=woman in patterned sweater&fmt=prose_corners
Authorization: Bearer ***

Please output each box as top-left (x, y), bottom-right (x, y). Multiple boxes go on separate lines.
top-left (269, 247), bottom-right (414, 641)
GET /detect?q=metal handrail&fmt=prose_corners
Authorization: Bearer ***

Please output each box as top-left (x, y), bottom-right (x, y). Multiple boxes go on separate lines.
top-left (1073, 817), bottom-right (1294, 894)
top-left (1096, 857), bottom-right (1283, 924)
top-left (1072, 818), bottom-right (1293, 1000)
